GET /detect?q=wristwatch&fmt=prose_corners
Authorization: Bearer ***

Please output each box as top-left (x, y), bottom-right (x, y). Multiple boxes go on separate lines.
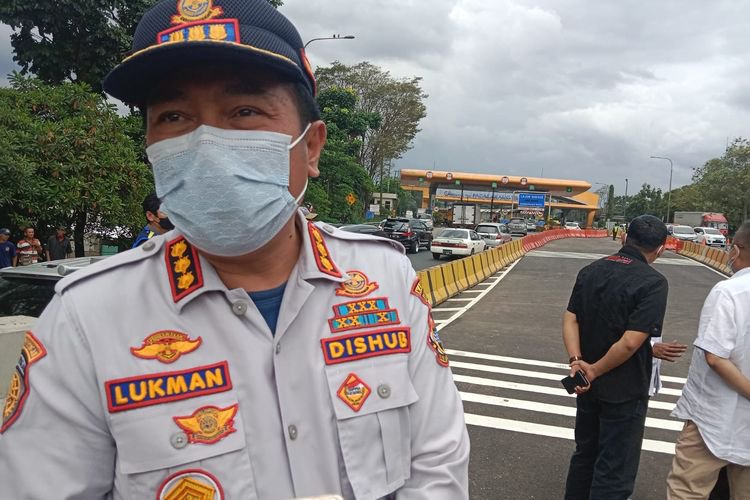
top-left (568, 356), bottom-right (583, 364)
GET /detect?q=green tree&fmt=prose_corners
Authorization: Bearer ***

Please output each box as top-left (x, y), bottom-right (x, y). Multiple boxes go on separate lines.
top-left (0, 76), bottom-right (153, 255)
top-left (620, 184), bottom-right (665, 221)
top-left (693, 138), bottom-right (750, 228)
top-left (0, 1), bottom-right (159, 92)
top-left (311, 86), bottom-right (378, 223)
top-left (605, 185), bottom-right (615, 220)
top-left (316, 62), bottom-right (427, 180)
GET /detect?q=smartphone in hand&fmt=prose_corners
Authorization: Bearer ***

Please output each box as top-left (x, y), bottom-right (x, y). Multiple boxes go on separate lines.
top-left (561, 371), bottom-right (590, 394)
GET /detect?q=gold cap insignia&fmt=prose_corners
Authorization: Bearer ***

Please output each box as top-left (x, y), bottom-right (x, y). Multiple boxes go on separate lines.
top-left (336, 270), bottom-right (379, 298)
top-left (171, 0), bottom-right (224, 25)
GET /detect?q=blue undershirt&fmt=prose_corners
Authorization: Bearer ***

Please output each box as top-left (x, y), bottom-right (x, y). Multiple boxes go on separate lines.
top-left (248, 282), bottom-right (287, 335)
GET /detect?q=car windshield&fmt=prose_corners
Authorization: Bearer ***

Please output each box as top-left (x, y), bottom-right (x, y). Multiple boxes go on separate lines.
top-left (383, 220), bottom-right (408, 232)
top-left (440, 229), bottom-right (469, 239)
top-left (476, 225), bottom-right (498, 234)
top-left (0, 276), bottom-right (57, 317)
top-left (509, 219), bottom-right (523, 224)
top-left (703, 228), bottom-right (721, 235)
top-left (673, 226), bottom-right (693, 234)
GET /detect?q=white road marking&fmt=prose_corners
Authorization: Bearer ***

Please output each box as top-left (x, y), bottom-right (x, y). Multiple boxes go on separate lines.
top-left (447, 348), bottom-right (687, 384)
top-left (526, 250), bottom-right (702, 266)
top-left (447, 298), bottom-right (474, 302)
top-left (432, 307), bottom-right (466, 312)
top-left (435, 259), bottom-right (522, 332)
top-left (453, 373), bottom-right (677, 411)
top-left (459, 392), bottom-right (683, 431)
top-left (464, 413), bottom-right (676, 455)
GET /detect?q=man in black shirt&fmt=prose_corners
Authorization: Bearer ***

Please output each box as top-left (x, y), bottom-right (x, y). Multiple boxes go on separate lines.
top-left (563, 215), bottom-right (669, 500)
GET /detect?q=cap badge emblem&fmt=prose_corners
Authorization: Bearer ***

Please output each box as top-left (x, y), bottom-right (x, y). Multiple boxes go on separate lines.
top-left (172, 0), bottom-right (224, 25)
top-left (131, 330), bottom-right (202, 363)
top-left (336, 270), bottom-right (379, 298)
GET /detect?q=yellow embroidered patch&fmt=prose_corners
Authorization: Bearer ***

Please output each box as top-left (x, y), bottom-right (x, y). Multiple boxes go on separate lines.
top-left (1, 332), bottom-right (47, 433)
top-left (171, 0), bottom-right (224, 25)
top-left (337, 373), bottom-right (371, 412)
top-left (173, 404), bottom-right (238, 444)
top-left (158, 469), bottom-right (223, 500)
top-left (336, 270), bottom-right (379, 298)
top-left (130, 330), bottom-right (202, 364)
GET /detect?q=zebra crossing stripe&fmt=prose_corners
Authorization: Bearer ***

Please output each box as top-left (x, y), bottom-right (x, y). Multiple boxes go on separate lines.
top-left (459, 392), bottom-right (683, 431)
top-left (464, 413), bottom-right (676, 455)
top-left (453, 373), bottom-right (677, 412)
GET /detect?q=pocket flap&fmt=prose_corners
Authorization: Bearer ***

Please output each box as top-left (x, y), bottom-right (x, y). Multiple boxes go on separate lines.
top-left (325, 359), bottom-right (418, 420)
top-left (110, 393), bottom-right (246, 474)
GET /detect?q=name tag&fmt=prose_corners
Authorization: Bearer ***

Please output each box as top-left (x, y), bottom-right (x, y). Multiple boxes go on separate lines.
top-left (321, 328), bottom-right (411, 365)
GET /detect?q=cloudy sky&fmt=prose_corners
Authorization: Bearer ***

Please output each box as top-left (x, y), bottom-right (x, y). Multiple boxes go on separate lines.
top-left (3, 1), bottom-right (750, 196)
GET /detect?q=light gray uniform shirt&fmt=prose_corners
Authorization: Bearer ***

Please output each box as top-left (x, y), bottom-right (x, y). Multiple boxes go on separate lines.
top-left (0, 215), bottom-right (470, 499)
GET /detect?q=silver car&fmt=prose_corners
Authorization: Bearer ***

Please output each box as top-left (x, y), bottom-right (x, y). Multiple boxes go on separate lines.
top-left (507, 218), bottom-right (527, 236)
top-left (475, 223), bottom-right (512, 247)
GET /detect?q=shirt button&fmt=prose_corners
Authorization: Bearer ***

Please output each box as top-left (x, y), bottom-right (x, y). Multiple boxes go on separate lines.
top-left (142, 241), bottom-right (156, 251)
top-left (377, 384), bottom-right (391, 399)
top-left (170, 432), bottom-right (188, 449)
top-left (232, 301), bottom-right (248, 316)
top-left (288, 425), bottom-right (298, 440)
top-left (275, 343), bottom-right (282, 355)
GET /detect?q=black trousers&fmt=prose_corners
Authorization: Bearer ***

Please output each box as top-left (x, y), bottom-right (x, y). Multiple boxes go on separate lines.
top-left (564, 394), bottom-right (648, 500)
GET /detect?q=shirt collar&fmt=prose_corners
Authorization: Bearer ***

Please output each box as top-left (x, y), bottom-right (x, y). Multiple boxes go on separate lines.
top-left (731, 267), bottom-right (750, 279)
top-left (165, 211), bottom-right (349, 312)
top-left (618, 244), bottom-right (648, 263)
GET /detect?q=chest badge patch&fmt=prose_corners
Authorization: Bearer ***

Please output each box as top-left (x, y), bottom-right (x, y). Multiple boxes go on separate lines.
top-left (428, 317), bottom-right (450, 368)
top-left (329, 296), bottom-right (399, 334)
top-left (157, 469), bottom-right (224, 500)
top-left (1, 332), bottom-right (46, 433)
top-left (336, 270), bottom-right (379, 298)
top-left (337, 373), bottom-right (371, 412)
top-left (131, 330), bottom-right (202, 364)
top-left (174, 404), bottom-right (238, 445)
top-left (321, 327), bottom-right (411, 365)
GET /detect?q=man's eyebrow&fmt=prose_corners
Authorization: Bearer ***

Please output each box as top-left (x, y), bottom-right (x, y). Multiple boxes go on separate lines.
top-left (223, 80), bottom-right (273, 97)
top-left (147, 87), bottom-right (185, 107)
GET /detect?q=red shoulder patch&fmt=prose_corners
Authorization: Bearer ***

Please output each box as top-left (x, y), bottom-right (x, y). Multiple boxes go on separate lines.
top-left (165, 236), bottom-right (204, 302)
top-left (307, 222), bottom-right (342, 278)
top-left (1, 332), bottom-right (47, 433)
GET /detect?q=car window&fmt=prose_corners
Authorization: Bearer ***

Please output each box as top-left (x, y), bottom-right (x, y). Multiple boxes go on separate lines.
top-left (704, 228), bottom-right (721, 235)
top-left (0, 276), bottom-right (57, 317)
top-left (441, 229), bottom-right (468, 239)
top-left (509, 218), bottom-right (524, 224)
top-left (476, 225), bottom-right (499, 234)
top-left (471, 231), bottom-right (480, 240)
top-left (673, 226), bottom-right (693, 234)
top-left (383, 220), bottom-right (408, 232)
top-left (499, 225), bottom-right (509, 233)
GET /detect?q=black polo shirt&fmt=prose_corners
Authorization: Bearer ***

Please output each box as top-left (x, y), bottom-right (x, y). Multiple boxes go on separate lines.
top-left (567, 245), bottom-right (668, 402)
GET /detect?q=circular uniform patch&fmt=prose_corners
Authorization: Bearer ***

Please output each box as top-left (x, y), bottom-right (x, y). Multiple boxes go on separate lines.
top-left (157, 469), bottom-right (224, 500)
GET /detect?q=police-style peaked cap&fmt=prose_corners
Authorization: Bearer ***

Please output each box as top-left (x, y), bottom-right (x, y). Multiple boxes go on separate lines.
top-left (103, 0), bottom-right (316, 105)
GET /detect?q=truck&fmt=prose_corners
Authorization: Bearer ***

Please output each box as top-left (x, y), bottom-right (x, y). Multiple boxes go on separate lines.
top-left (451, 203), bottom-right (480, 227)
top-left (673, 212), bottom-right (729, 235)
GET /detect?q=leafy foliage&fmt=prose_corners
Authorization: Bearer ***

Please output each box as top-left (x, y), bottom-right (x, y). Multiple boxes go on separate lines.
top-left (0, 76), bottom-right (153, 254)
top-left (316, 62), bottom-right (427, 180)
top-left (0, 1), bottom-right (159, 92)
top-left (310, 86), bottom-right (376, 223)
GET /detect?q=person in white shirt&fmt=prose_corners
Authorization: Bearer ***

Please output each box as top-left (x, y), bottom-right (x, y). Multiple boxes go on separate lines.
top-left (667, 221), bottom-right (750, 499)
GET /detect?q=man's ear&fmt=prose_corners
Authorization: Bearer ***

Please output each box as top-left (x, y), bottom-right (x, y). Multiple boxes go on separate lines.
top-left (304, 120), bottom-right (326, 178)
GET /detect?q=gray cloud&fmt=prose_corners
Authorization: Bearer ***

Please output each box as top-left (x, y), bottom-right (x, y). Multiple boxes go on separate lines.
top-left (3, 1), bottom-right (750, 197)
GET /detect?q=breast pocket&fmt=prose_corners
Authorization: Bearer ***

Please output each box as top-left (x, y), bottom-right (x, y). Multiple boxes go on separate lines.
top-left (109, 392), bottom-right (256, 499)
top-left (325, 358), bottom-right (418, 500)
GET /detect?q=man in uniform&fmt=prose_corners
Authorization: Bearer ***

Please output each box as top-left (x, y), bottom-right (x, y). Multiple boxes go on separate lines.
top-left (133, 192), bottom-right (175, 248)
top-left (562, 215), bottom-right (670, 499)
top-left (0, 1), bottom-right (470, 498)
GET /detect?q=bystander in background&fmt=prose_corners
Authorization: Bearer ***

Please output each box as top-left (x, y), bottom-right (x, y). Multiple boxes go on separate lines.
top-left (132, 192), bottom-right (174, 248)
top-left (46, 226), bottom-right (72, 261)
top-left (16, 226), bottom-right (42, 266)
top-left (0, 228), bottom-right (16, 268)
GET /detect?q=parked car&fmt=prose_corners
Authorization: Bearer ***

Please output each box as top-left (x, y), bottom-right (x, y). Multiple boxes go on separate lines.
top-left (417, 213), bottom-right (434, 230)
top-left (381, 217), bottom-right (432, 254)
top-left (339, 224), bottom-right (388, 238)
top-left (671, 225), bottom-right (698, 242)
top-left (430, 228), bottom-right (485, 260)
top-left (507, 218), bottom-right (528, 236)
top-left (475, 223), bottom-right (512, 247)
top-left (0, 257), bottom-right (106, 318)
top-left (564, 221), bottom-right (582, 230)
top-left (693, 227), bottom-right (726, 248)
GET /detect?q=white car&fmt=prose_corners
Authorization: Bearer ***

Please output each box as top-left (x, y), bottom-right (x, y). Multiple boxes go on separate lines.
top-left (431, 228), bottom-right (486, 260)
top-left (671, 225), bottom-right (698, 242)
top-left (565, 222), bottom-right (582, 230)
top-left (694, 227), bottom-right (726, 247)
top-left (417, 213), bottom-right (434, 231)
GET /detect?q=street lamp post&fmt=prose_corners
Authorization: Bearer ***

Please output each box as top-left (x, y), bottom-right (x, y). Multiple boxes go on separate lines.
top-left (304, 34), bottom-right (355, 49)
top-left (624, 178), bottom-right (628, 219)
top-left (650, 156), bottom-right (673, 222)
top-left (490, 182), bottom-right (497, 222)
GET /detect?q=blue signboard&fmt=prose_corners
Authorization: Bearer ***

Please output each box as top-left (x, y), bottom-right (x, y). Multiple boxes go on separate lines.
top-left (518, 193), bottom-right (546, 208)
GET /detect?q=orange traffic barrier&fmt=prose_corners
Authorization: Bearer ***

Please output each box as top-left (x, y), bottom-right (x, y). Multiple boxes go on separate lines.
top-left (451, 259), bottom-right (470, 290)
top-left (479, 251), bottom-right (493, 277)
top-left (464, 255), bottom-right (480, 287)
top-left (486, 248), bottom-right (500, 274)
top-left (416, 269), bottom-right (434, 306)
top-left (441, 262), bottom-right (460, 298)
top-left (427, 266), bottom-right (449, 305)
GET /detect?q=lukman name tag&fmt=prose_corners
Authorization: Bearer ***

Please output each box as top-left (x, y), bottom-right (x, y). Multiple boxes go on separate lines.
top-left (105, 361), bottom-right (232, 413)
top-left (321, 327), bottom-right (411, 365)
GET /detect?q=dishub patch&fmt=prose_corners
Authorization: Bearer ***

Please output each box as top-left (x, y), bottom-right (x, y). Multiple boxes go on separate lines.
top-left (321, 327), bottom-right (411, 365)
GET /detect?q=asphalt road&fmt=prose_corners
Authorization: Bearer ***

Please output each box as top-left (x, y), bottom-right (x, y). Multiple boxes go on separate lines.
top-left (432, 237), bottom-right (725, 499)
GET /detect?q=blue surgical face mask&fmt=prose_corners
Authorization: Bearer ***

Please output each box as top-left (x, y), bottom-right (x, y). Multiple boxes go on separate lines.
top-left (147, 124), bottom-right (310, 257)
